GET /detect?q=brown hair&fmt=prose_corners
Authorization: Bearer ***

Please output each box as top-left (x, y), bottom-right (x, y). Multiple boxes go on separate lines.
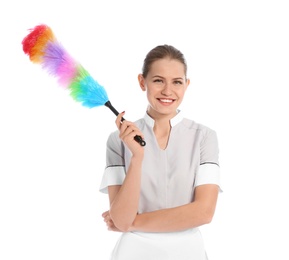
top-left (142, 44), bottom-right (187, 78)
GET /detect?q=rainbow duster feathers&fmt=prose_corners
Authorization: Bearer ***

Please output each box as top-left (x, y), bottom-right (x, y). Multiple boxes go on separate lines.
top-left (22, 24), bottom-right (108, 108)
top-left (22, 24), bottom-right (146, 146)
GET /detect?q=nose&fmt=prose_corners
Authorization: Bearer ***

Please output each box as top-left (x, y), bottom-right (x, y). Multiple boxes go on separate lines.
top-left (161, 83), bottom-right (172, 96)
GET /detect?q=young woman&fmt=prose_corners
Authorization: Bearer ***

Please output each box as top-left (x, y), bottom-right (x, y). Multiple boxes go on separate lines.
top-left (100, 44), bottom-right (221, 259)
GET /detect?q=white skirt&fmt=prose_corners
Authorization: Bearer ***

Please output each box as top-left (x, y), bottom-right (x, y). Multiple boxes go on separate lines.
top-left (110, 228), bottom-right (208, 260)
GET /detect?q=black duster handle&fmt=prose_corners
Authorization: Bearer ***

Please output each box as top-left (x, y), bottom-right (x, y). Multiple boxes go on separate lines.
top-left (105, 101), bottom-right (146, 146)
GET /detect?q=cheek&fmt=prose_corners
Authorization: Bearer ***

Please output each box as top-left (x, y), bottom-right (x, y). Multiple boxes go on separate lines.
top-left (146, 90), bottom-right (156, 104)
top-left (176, 88), bottom-right (186, 98)
top-left (146, 91), bottom-right (152, 101)
top-left (146, 88), bottom-right (155, 97)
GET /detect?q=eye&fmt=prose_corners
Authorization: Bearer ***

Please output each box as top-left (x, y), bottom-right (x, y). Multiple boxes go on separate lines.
top-left (153, 79), bottom-right (163, 83)
top-left (173, 80), bottom-right (183, 85)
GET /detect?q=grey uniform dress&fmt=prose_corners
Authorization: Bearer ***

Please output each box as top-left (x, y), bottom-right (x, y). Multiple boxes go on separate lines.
top-left (99, 111), bottom-right (222, 260)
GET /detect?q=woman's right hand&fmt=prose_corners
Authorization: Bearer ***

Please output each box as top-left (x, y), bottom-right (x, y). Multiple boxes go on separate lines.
top-left (116, 111), bottom-right (145, 156)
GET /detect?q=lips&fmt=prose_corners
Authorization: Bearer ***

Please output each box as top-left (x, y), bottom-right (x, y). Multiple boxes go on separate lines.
top-left (158, 98), bottom-right (175, 103)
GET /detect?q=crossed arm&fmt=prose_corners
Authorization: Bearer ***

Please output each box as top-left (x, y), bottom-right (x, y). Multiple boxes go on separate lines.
top-left (102, 178), bottom-right (219, 233)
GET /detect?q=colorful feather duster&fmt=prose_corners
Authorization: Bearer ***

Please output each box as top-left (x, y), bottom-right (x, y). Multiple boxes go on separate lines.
top-left (22, 24), bottom-right (146, 146)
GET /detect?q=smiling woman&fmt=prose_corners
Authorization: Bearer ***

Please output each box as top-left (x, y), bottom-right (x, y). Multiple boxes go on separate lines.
top-left (1, 1), bottom-right (289, 259)
top-left (139, 58), bottom-right (188, 114)
top-left (99, 45), bottom-right (222, 259)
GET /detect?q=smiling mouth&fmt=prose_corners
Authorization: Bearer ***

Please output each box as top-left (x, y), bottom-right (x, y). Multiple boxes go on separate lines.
top-left (158, 98), bottom-right (175, 103)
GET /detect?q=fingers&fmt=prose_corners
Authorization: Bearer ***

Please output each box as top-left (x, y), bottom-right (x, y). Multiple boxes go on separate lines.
top-left (115, 111), bottom-right (144, 145)
top-left (115, 111), bottom-right (125, 130)
top-left (102, 211), bottom-right (120, 232)
top-left (102, 211), bottom-right (112, 225)
top-left (102, 210), bottom-right (109, 218)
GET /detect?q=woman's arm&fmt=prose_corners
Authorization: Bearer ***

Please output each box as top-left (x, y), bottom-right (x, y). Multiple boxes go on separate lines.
top-left (108, 155), bottom-right (143, 231)
top-left (103, 184), bottom-right (219, 233)
top-left (106, 112), bottom-right (145, 232)
top-left (129, 184), bottom-right (219, 232)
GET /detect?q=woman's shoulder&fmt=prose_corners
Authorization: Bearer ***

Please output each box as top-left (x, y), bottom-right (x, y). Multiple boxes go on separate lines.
top-left (182, 117), bottom-right (216, 134)
top-left (106, 129), bottom-right (121, 145)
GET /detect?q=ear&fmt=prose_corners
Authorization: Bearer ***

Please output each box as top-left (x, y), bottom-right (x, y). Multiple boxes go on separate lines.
top-left (185, 78), bottom-right (190, 90)
top-left (138, 74), bottom-right (146, 91)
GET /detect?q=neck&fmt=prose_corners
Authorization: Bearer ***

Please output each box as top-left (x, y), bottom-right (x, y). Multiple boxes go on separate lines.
top-left (146, 107), bottom-right (178, 123)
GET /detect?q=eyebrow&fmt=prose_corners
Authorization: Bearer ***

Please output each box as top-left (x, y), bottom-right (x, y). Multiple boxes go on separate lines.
top-left (152, 75), bottom-right (184, 80)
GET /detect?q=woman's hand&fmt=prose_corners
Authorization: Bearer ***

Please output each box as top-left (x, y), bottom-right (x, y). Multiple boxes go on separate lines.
top-left (102, 210), bottom-right (121, 232)
top-left (116, 111), bottom-right (145, 156)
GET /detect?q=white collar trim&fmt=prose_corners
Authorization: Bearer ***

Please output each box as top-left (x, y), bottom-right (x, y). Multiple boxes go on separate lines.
top-left (144, 110), bottom-right (183, 128)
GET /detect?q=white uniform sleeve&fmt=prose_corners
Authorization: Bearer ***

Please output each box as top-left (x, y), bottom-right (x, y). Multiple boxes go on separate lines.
top-left (99, 132), bottom-right (126, 194)
top-left (195, 128), bottom-right (222, 191)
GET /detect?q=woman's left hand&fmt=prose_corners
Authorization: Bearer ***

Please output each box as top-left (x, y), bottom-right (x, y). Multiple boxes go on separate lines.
top-left (102, 210), bottom-right (122, 232)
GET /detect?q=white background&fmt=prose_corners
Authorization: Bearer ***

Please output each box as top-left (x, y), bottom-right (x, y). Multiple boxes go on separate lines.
top-left (1, 0), bottom-right (289, 259)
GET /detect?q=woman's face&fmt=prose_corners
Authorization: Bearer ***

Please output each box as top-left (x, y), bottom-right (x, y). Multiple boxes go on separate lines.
top-left (138, 58), bottom-right (190, 119)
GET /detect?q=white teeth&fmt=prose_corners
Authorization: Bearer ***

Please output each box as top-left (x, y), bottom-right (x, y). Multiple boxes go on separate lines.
top-left (159, 99), bottom-right (173, 103)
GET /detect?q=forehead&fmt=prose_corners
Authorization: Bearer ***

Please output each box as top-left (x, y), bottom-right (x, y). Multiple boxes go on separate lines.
top-left (149, 58), bottom-right (186, 76)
